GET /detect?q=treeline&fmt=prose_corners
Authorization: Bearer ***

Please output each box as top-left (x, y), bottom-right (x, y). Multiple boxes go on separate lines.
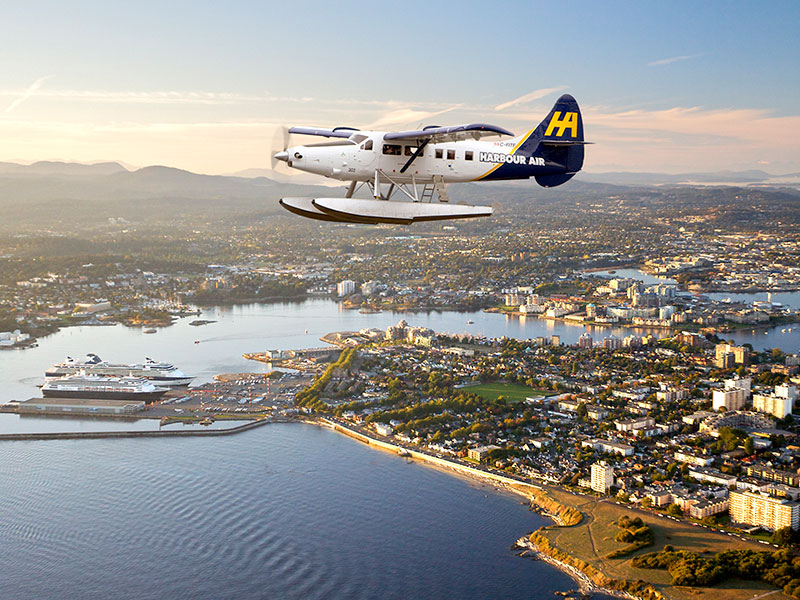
top-left (363, 395), bottom-right (485, 425)
top-left (294, 348), bottom-right (357, 412)
top-left (633, 548), bottom-right (800, 596)
top-left (191, 274), bottom-right (306, 302)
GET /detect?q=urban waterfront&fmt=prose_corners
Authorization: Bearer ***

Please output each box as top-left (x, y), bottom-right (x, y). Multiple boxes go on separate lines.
top-left (3, 292), bottom-right (800, 405)
top-left (0, 422), bottom-right (616, 600)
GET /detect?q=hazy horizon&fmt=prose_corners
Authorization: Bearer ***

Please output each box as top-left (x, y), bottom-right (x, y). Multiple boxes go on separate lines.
top-left (1, 1), bottom-right (798, 175)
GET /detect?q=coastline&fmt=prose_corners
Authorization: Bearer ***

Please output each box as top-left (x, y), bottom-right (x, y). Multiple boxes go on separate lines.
top-left (313, 417), bottom-right (654, 600)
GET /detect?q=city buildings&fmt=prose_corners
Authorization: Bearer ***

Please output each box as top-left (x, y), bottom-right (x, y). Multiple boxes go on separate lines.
top-left (729, 490), bottom-right (800, 531)
top-left (336, 280), bottom-right (356, 297)
top-left (752, 384), bottom-right (798, 419)
top-left (712, 377), bottom-right (751, 412)
top-left (590, 461), bottom-right (615, 494)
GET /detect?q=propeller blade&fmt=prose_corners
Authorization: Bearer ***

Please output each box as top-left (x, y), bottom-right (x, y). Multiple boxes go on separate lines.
top-left (269, 125), bottom-right (291, 171)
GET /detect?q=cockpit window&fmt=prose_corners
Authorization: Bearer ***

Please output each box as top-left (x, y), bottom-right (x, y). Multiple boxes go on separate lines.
top-left (363, 139), bottom-right (373, 151)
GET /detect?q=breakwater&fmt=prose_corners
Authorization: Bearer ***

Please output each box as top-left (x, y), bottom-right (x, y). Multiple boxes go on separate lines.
top-left (0, 417), bottom-right (280, 442)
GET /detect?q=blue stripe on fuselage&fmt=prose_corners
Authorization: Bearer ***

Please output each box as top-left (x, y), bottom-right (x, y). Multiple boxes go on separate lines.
top-left (478, 159), bottom-right (562, 181)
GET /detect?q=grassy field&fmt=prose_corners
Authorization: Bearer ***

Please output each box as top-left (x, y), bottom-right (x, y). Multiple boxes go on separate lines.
top-left (467, 382), bottom-right (548, 403)
top-left (538, 486), bottom-right (789, 600)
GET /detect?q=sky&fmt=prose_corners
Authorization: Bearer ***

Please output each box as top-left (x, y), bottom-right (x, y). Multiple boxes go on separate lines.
top-left (0, 0), bottom-right (798, 175)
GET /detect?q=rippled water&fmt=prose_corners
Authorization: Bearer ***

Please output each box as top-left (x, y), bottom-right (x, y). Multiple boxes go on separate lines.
top-left (0, 423), bottom-right (591, 600)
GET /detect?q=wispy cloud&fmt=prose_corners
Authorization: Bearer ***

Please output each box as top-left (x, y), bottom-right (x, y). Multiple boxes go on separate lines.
top-left (647, 54), bottom-right (702, 67)
top-left (363, 105), bottom-right (461, 129)
top-left (494, 86), bottom-right (566, 111)
top-left (5, 75), bottom-right (52, 113)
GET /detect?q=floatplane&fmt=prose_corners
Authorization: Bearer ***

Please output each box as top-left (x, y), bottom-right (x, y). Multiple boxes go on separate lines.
top-left (274, 94), bottom-right (588, 224)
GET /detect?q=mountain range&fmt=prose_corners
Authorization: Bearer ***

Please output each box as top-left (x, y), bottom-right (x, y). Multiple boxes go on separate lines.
top-left (0, 161), bottom-right (797, 231)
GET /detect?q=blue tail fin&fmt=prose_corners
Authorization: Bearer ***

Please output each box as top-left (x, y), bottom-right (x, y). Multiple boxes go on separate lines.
top-left (517, 94), bottom-right (586, 187)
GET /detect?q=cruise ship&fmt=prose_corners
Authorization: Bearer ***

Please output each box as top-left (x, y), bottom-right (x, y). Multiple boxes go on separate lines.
top-left (42, 375), bottom-right (169, 401)
top-left (45, 354), bottom-right (194, 387)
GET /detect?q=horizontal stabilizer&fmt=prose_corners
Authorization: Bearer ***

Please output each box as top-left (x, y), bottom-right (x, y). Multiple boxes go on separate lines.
top-left (311, 198), bottom-right (492, 225)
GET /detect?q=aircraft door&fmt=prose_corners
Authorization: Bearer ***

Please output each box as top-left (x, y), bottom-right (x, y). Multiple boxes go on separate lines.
top-left (356, 138), bottom-right (376, 167)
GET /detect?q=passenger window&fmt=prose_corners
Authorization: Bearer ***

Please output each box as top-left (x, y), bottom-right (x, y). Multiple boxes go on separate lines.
top-left (447, 149), bottom-right (455, 160)
top-left (382, 144), bottom-right (401, 156)
top-left (364, 139), bottom-right (373, 151)
top-left (435, 149), bottom-right (443, 159)
top-left (465, 151), bottom-right (473, 161)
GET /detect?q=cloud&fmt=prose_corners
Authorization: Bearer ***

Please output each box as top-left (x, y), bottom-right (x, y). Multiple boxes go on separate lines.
top-left (4, 75), bottom-right (52, 113)
top-left (494, 86), bottom-right (566, 111)
top-left (363, 105), bottom-right (461, 129)
top-left (647, 54), bottom-right (702, 67)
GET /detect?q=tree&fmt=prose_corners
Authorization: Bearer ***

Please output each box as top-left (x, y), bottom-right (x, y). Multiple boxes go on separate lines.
top-left (576, 402), bottom-right (589, 420)
top-left (744, 436), bottom-right (755, 455)
top-left (667, 503), bottom-right (683, 518)
top-left (770, 526), bottom-right (798, 547)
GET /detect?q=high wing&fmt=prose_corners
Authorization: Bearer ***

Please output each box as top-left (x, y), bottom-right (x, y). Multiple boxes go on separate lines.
top-left (384, 123), bottom-right (514, 143)
top-left (288, 126), bottom-right (360, 138)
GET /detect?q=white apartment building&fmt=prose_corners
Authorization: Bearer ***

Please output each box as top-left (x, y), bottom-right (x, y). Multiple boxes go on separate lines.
top-left (712, 377), bottom-right (751, 411)
top-left (729, 490), bottom-right (800, 531)
top-left (752, 384), bottom-right (798, 419)
top-left (590, 461), bottom-right (615, 494)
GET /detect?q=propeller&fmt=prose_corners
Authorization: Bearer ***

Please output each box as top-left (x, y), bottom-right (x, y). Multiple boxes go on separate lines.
top-left (268, 125), bottom-right (291, 171)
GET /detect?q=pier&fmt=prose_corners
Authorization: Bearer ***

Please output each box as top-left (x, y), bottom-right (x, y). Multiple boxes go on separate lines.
top-left (0, 417), bottom-right (285, 442)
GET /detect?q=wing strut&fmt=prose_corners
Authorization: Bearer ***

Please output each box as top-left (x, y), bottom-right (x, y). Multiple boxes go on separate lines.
top-left (399, 139), bottom-right (430, 174)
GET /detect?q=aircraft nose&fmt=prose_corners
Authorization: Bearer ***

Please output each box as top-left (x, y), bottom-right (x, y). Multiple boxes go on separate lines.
top-left (273, 151), bottom-right (288, 163)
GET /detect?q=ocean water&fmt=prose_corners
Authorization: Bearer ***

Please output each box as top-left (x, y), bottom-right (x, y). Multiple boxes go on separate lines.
top-left (0, 423), bottom-right (590, 600)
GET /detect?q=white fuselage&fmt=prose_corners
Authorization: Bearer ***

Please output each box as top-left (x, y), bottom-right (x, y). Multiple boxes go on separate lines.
top-left (284, 130), bottom-right (539, 184)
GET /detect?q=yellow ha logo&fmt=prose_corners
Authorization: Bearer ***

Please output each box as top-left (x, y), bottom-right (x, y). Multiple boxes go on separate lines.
top-left (544, 111), bottom-right (578, 137)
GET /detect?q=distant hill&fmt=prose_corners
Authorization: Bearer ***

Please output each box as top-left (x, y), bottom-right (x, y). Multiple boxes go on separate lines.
top-left (581, 169), bottom-right (800, 186)
top-left (0, 161), bottom-right (798, 232)
top-left (0, 161), bottom-right (128, 177)
top-left (0, 161), bottom-right (344, 230)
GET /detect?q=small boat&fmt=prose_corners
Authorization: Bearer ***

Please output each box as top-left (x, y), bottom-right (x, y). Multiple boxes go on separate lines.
top-left (199, 417), bottom-right (214, 426)
top-left (143, 328), bottom-right (157, 334)
top-left (467, 319), bottom-right (474, 324)
top-left (304, 329), bottom-right (309, 334)
top-left (194, 340), bottom-right (200, 344)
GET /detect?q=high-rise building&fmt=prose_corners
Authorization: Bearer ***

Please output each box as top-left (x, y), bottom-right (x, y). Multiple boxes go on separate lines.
top-left (578, 333), bottom-right (593, 349)
top-left (715, 343), bottom-right (750, 367)
top-left (712, 377), bottom-right (751, 411)
top-left (729, 490), bottom-right (800, 531)
top-left (336, 280), bottom-right (356, 297)
top-left (753, 384), bottom-right (798, 419)
top-left (590, 461), bottom-right (615, 494)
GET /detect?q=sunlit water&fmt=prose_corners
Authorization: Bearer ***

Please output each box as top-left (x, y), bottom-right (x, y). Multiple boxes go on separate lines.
top-left (3, 294), bottom-right (791, 598)
top-left (0, 423), bottom-right (613, 600)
